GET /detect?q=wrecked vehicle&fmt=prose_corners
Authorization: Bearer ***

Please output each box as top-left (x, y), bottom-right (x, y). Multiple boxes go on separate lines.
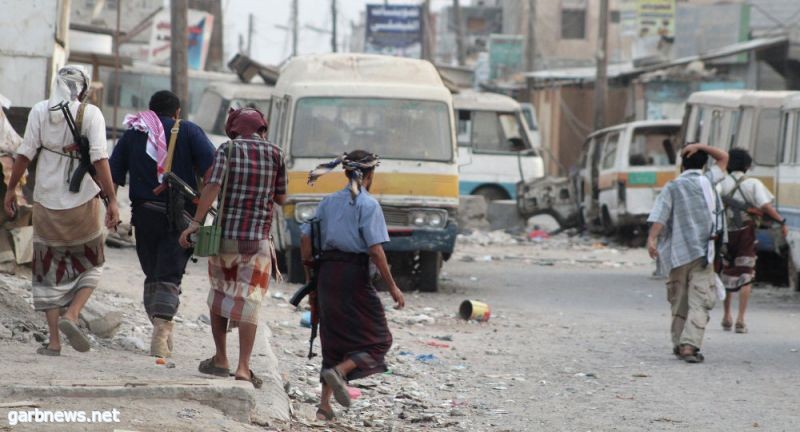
top-left (518, 120), bottom-right (680, 236)
top-left (267, 54), bottom-right (459, 291)
top-left (192, 81), bottom-right (274, 147)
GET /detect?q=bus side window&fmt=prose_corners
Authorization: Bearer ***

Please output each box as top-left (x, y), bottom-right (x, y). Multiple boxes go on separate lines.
top-left (601, 133), bottom-right (619, 170)
top-left (754, 109), bottom-right (781, 166)
top-left (457, 110), bottom-right (472, 146)
top-left (793, 112), bottom-right (800, 164)
top-left (472, 111), bottom-right (503, 152)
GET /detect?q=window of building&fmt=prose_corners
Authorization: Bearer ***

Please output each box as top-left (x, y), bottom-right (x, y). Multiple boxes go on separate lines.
top-left (561, 2), bottom-right (587, 40)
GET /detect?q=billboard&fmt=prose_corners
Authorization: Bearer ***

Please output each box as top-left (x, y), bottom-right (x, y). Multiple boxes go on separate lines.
top-left (621, 0), bottom-right (676, 64)
top-left (365, 4), bottom-right (422, 58)
top-left (148, 9), bottom-right (214, 70)
top-left (489, 35), bottom-right (524, 81)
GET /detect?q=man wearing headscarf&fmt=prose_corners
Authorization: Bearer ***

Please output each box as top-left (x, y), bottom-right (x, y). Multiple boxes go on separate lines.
top-left (179, 108), bottom-right (287, 388)
top-left (109, 90), bottom-right (215, 358)
top-left (3, 65), bottom-right (120, 356)
top-left (301, 150), bottom-right (405, 420)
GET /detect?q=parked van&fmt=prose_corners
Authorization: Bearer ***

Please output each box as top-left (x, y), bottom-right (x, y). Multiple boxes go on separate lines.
top-left (193, 81), bottom-right (274, 146)
top-left (268, 54), bottom-right (459, 291)
top-left (517, 120), bottom-right (680, 236)
top-left (454, 91), bottom-right (544, 200)
top-left (775, 94), bottom-right (800, 289)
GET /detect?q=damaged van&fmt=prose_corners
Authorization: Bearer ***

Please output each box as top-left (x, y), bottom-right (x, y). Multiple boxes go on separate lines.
top-left (518, 120), bottom-right (680, 236)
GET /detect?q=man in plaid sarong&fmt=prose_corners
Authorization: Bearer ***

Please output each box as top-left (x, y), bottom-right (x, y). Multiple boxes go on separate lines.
top-left (301, 150), bottom-right (405, 421)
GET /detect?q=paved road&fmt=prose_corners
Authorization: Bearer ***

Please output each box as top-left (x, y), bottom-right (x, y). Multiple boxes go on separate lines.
top-left (441, 249), bottom-right (800, 431)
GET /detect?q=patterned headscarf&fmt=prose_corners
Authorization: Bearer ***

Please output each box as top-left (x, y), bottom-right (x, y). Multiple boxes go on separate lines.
top-left (308, 151), bottom-right (380, 199)
top-left (225, 107), bottom-right (268, 139)
top-left (48, 65), bottom-right (91, 124)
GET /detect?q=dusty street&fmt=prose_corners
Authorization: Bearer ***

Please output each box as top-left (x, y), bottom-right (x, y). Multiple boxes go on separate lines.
top-left (2, 232), bottom-right (800, 431)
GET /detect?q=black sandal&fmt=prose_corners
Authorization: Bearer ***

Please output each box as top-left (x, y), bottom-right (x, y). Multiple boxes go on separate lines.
top-left (198, 357), bottom-right (230, 377)
top-left (321, 368), bottom-right (351, 408)
top-left (235, 369), bottom-right (263, 389)
top-left (316, 406), bottom-right (336, 421)
top-left (680, 345), bottom-right (705, 363)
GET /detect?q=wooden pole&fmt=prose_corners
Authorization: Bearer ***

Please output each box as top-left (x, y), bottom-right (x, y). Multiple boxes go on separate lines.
top-left (593, 0), bottom-right (609, 131)
top-left (421, 0), bottom-right (432, 61)
top-left (247, 13), bottom-right (254, 56)
top-left (292, 0), bottom-right (299, 57)
top-left (111, 1), bottom-right (121, 142)
top-left (526, 0), bottom-right (536, 72)
top-left (331, 0), bottom-right (338, 52)
top-left (171, 0), bottom-right (189, 116)
top-left (453, 0), bottom-right (466, 66)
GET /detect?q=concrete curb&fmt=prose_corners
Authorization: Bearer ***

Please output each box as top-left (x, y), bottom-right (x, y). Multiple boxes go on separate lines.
top-left (0, 380), bottom-right (255, 422)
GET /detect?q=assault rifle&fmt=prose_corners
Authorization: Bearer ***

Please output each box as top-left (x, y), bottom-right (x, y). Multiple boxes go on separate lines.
top-left (289, 218), bottom-right (321, 359)
top-left (154, 172), bottom-right (217, 218)
top-left (49, 101), bottom-right (108, 207)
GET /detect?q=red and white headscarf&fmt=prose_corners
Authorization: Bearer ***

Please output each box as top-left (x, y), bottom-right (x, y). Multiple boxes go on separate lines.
top-left (123, 110), bottom-right (168, 182)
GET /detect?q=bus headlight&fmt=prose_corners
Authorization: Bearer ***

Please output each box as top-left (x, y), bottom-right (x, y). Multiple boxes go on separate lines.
top-left (295, 203), bottom-right (318, 223)
top-left (408, 209), bottom-right (448, 229)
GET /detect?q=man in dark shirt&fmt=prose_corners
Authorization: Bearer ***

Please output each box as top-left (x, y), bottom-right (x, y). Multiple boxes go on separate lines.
top-left (110, 90), bottom-right (215, 358)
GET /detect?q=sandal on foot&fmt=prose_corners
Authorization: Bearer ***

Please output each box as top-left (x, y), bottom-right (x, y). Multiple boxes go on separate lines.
top-left (680, 345), bottom-right (705, 363)
top-left (198, 357), bottom-right (230, 377)
top-left (58, 318), bottom-right (90, 352)
top-left (735, 322), bottom-right (748, 334)
top-left (321, 368), bottom-right (351, 408)
top-left (316, 406), bottom-right (336, 421)
top-left (672, 346), bottom-right (681, 358)
top-left (721, 319), bottom-right (733, 331)
top-left (36, 344), bottom-right (61, 356)
top-left (234, 369), bottom-right (263, 389)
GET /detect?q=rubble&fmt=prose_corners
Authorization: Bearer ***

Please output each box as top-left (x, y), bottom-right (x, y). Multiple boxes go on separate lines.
top-left (79, 300), bottom-right (123, 338)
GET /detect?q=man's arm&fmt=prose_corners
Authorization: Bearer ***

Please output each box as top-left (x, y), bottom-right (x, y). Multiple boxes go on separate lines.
top-left (3, 156), bottom-right (30, 218)
top-left (368, 244), bottom-right (405, 309)
top-left (647, 222), bottom-right (664, 259)
top-left (683, 143), bottom-right (729, 171)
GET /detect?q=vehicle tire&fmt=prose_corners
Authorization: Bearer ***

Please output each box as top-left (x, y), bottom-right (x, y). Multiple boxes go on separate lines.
top-left (472, 186), bottom-right (509, 202)
top-left (416, 251), bottom-right (442, 292)
top-left (285, 248), bottom-right (305, 284)
top-left (601, 206), bottom-right (616, 236)
top-left (789, 256), bottom-right (800, 291)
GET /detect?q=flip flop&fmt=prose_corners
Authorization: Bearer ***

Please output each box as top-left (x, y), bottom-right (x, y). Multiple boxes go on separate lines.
top-left (58, 318), bottom-right (90, 352)
top-left (36, 344), bottom-right (61, 356)
top-left (235, 369), bottom-right (263, 389)
top-left (198, 357), bottom-right (230, 377)
top-left (721, 319), bottom-right (732, 331)
top-left (672, 346), bottom-right (681, 358)
top-left (316, 406), bottom-right (336, 421)
top-left (321, 368), bottom-right (351, 408)
top-left (735, 322), bottom-right (748, 334)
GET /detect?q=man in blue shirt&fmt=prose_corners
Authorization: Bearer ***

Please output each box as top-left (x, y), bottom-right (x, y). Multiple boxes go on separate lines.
top-left (301, 150), bottom-right (404, 421)
top-left (109, 90), bottom-right (215, 358)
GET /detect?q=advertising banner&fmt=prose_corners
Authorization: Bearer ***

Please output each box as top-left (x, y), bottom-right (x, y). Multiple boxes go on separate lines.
top-left (365, 4), bottom-right (422, 58)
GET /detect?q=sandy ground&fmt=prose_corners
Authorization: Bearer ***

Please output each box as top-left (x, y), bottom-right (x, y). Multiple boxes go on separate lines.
top-left (2, 230), bottom-right (800, 431)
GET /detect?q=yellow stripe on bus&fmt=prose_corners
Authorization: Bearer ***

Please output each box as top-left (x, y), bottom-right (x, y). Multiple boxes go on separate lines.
top-left (286, 171), bottom-right (459, 198)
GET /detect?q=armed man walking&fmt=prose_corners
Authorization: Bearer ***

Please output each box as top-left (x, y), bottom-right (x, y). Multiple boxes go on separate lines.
top-left (717, 148), bottom-right (788, 334)
top-left (109, 90), bottom-right (215, 358)
top-left (647, 143), bottom-right (728, 363)
top-left (3, 65), bottom-right (120, 356)
top-left (301, 150), bottom-right (405, 421)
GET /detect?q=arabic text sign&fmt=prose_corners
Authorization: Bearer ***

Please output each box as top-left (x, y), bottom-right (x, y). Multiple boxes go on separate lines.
top-left (365, 4), bottom-right (422, 58)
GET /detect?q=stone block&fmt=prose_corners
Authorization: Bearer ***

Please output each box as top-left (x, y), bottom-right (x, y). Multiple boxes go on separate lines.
top-left (457, 195), bottom-right (489, 232)
top-left (80, 301), bottom-right (123, 339)
top-left (487, 200), bottom-right (525, 231)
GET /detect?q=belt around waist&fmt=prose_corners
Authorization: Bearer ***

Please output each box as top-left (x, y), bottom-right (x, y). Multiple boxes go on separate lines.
top-left (320, 250), bottom-right (370, 265)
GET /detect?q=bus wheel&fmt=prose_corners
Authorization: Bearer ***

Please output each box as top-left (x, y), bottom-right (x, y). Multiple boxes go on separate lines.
top-left (285, 248), bottom-right (305, 284)
top-left (472, 186), bottom-right (509, 202)
top-left (416, 251), bottom-right (442, 292)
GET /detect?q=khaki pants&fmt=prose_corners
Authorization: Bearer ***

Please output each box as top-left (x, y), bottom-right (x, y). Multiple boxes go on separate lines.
top-left (667, 258), bottom-right (716, 349)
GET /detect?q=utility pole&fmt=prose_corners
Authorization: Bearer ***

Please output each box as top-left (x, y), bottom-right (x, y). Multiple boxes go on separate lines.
top-left (292, 0), bottom-right (299, 57)
top-left (525, 0), bottom-right (536, 72)
top-left (453, 0), bottom-right (466, 66)
top-left (331, 0), bottom-right (338, 52)
top-left (421, 0), bottom-right (433, 61)
top-left (593, 0), bottom-right (609, 131)
top-left (171, 0), bottom-right (189, 117)
top-left (247, 13), bottom-right (254, 56)
top-left (111, 1), bottom-right (121, 142)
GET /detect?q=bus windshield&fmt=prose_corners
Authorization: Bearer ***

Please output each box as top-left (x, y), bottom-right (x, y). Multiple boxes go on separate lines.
top-left (291, 97), bottom-right (453, 161)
